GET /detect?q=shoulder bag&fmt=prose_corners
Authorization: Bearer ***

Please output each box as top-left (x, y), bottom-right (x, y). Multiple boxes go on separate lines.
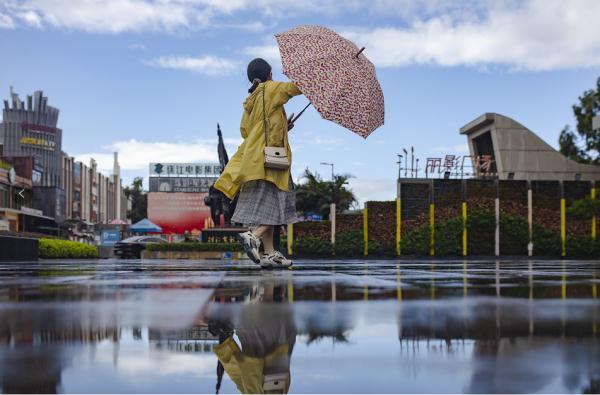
top-left (262, 82), bottom-right (290, 170)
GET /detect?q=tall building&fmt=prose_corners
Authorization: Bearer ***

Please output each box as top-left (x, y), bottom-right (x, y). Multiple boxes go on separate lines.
top-left (1, 87), bottom-right (129, 232)
top-left (60, 153), bottom-right (128, 224)
top-left (1, 87), bottom-right (62, 187)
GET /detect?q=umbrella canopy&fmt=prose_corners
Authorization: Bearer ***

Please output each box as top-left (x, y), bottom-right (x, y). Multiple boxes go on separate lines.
top-left (130, 218), bottom-right (162, 233)
top-left (275, 25), bottom-right (384, 138)
top-left (108, 219), bottom-right (128, 225)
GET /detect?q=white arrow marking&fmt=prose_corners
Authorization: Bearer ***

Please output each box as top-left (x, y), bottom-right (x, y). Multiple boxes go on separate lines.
top-left (18, 189), bottom-right (24, 198)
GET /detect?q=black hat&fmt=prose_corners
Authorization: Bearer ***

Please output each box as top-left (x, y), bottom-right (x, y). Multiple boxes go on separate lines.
top-left (247, 58), bottom-right (272, 83)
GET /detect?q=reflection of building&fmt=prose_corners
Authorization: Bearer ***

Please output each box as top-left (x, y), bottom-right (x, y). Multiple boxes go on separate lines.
top-left (149, 324), bottom-right (218, 353)
top-left (461, 113), bottom-right (600, 180)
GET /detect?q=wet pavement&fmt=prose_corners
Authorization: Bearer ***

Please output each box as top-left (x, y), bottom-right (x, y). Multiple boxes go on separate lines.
top-left (0, 259), bottom-right (599, 393)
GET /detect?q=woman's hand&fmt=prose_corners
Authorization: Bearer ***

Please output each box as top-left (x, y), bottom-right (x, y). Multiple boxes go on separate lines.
top-left (287, 113), bottom-right (295, 131)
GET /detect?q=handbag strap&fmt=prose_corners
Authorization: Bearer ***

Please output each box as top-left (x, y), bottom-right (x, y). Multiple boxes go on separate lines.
top-left (262, 82), bottom-right (269, 146)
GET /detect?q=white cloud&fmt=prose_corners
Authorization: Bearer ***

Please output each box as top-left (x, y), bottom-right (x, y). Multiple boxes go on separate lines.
top-left (73, 138), bottom-right (236, 174)
top-left (143, 55), bottom-right (239, 75)
top-left (343, 0), bottom-right (600, 70)
top-left (242, 43), bottom-right (281, 64)
top-left (0, 12), bottom-right (15, 29)
top-left (17, 10), bottom-right (42, 28)
top-left (13, 0), bottom-right (192, 33)
top-left (347, 178), bottom-right (396, 207)
top-left (129, 43), bottom-right (147, 51)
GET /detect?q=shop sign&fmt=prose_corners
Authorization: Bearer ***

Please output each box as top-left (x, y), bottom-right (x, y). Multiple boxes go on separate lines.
top-left (149, 177), bottom-right (217, 193)
top-left (149, 162), bottom-right (221, 177)
top-left (20, 137), bottom-right (56, 150)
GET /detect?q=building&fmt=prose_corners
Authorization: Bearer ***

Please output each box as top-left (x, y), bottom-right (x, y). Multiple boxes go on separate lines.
top-left (1, 87), bottom-right (128, 233)
top-left (1, 88), bottom-right (62, 187)
top-left (61, 152), bottom-right (128, 224)
top-left (593, 115), bottom-right (600, 133)
top-left (460, 113), bottom-right (600, 181)
top-left (147, 162), bottom-right (219, 234)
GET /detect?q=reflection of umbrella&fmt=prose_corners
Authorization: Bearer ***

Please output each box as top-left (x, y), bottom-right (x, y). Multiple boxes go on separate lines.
top-left (216, 123), bottom-right (228, 173)
top-left (130, 218), bottom-right (162, 233)
top-left (276, 25), bottom-right (385, 138)
top-left (108, 219), bottom-right (127, 225)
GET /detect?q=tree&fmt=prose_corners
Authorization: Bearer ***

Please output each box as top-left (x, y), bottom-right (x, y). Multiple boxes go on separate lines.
top-left (559, 77), bottom-right (600, 164)
top-left (123, 177), bottom-right (147, 223)
top-left (295, 168), bottom-right (357, 218)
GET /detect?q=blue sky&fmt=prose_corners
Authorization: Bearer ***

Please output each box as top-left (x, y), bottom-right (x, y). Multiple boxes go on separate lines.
top-left (1, 0), bottom-right (599, 205)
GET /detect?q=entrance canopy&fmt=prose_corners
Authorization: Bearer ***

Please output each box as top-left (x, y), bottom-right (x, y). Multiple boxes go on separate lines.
top-left (130, 218), bottom-right (162, 233)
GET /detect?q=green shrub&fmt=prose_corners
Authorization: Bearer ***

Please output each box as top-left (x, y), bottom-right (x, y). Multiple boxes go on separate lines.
top-left (500, 214), bottom-right (529, 255)
top-left (567, 197), bottom-right (600, 220)
top-left (334, 231), bottom-right (363, 256)
top-left (435, 217), bottom-right (463, 256)
top-left (467, 210), bottom-right (495, 255)
top-left (146, 242), bottom-right (242, 252)
top-left (565, 235), bottom-right (597, 257)
top-left (401, 225), bottom-right (429, 256)
top-left (39, 239), bottom-right (98, 259)
top-left (532, 225), bottom-right (561, 256)
top-left (294, 237), bottom-right (332, 256)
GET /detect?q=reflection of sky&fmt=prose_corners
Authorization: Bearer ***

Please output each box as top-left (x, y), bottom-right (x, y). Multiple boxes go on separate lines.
top-left (51, 303), bottom-right (599, 394)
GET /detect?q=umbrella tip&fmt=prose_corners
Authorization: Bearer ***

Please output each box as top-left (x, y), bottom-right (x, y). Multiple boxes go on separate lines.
top-left (355, 47), bottom-right (365, 58)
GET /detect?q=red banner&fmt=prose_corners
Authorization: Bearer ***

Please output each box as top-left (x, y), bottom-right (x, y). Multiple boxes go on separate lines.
top-left (148, 192), bottom-right (211, 234)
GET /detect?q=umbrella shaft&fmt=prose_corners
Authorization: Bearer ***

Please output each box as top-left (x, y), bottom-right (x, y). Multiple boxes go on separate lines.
top-left (291, 102), bottom-right (311, 123)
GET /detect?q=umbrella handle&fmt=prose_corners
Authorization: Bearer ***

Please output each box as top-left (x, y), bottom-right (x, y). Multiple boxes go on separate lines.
top-left (291, 102), bottom-right (311, 124)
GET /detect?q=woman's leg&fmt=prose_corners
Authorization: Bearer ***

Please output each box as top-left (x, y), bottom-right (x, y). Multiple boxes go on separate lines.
top-left (252, 225), bottom-right (270, 239)
top-left (261, 226), bottom-right (275, 255)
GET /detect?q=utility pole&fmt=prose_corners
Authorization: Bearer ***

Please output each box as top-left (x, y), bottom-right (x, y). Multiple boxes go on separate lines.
top-left (321, 162), bottom-right (335, 246)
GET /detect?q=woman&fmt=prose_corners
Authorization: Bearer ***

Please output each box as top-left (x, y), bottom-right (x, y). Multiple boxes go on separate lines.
top-left (214, 58), bottom-right (302, 268)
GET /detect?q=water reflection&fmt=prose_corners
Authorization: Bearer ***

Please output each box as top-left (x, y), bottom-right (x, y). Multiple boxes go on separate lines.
top-left (209, 281), bottom-right (296, 394)
top-left (0, 260), bottom-right (598, 393)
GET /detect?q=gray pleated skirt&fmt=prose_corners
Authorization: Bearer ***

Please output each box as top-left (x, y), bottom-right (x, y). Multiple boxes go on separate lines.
top-left (231, 177), bottom-right (297, 226)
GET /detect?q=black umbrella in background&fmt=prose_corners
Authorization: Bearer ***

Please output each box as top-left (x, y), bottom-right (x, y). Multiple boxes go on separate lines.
top-left (217, 123), bottom-right (229, 171)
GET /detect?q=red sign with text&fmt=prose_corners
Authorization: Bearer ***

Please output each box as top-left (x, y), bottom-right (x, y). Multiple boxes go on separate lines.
top-left (148, 192), bottom-right (210, 234)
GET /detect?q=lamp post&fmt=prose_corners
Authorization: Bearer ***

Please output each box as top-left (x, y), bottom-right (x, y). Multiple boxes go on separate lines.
top-left (320, 162), bottom-right (335, 246)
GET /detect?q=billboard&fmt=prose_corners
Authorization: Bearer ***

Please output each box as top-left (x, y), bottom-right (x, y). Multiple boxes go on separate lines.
top-left (149, 177), bottom-right (217, 193)
top-left (148, 192), bottom-right (211, 234)
top-left (149, 162), bottom-right (221, 177)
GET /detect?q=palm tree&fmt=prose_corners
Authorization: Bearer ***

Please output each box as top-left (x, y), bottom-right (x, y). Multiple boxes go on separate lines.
top-left (295, 168), bottom-right (357, 218)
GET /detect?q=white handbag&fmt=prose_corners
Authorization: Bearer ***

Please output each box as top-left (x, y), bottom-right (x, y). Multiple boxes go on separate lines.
top-left (262, 82), bottom-right (290, 170)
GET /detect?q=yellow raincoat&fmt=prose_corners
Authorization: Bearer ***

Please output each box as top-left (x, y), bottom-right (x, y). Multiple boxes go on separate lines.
top-left (214, 336), bottom-right (291, 394)
top-left (214, 81), bottom-right (302, 199)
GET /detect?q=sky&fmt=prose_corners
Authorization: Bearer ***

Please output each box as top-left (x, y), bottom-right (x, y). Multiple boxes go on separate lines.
top-left (1, 0), bottom-right (599, 206)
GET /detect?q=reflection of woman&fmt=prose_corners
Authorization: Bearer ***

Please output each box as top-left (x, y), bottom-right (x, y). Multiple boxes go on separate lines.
top-left (212, 282), bottom-right (296, 394)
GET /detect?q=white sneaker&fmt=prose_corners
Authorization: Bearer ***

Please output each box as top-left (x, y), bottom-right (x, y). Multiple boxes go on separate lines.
top-left (237, 231), bottom-right (261, 264)
top-left (260, 251), bottom-right (293, 269)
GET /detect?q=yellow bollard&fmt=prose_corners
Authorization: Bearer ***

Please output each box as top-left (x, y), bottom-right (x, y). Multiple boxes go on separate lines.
top-left (462, 201), bottom-right (467, 256)
top-left (363, 203), bottom-right (369, 256)
top-left (561, 198), bottom-right (566, 257)
top-left (287, 223), bottom-right (293, 256)
top-left (396, 197), bottom-right (401, 256)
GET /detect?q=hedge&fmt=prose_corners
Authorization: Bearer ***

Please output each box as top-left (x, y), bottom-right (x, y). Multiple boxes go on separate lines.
top-left (40, 239), bottom-right (98, 259)
top-left (146, 242), bottom-right (243, 252)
